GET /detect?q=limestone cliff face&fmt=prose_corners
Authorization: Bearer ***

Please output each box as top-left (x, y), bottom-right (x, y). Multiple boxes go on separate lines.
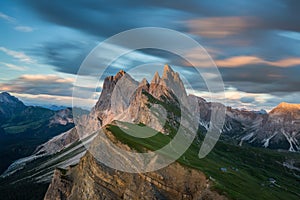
top-left (90, 65), bottom-right (189, 135)
top-left (44, 127), bottom-right (227, 200)
top-left (44, 167), bottom-right (74, 200)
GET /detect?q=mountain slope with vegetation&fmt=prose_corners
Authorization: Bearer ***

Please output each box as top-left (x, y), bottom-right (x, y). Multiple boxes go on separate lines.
top-left (0, 92), bottom-right (75, 174)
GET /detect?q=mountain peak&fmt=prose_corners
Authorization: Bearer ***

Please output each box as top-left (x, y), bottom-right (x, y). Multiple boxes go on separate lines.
top-left (151, 71), bottom-right (161, 84)
top-left (162, 64), bottom-right (174, 79)
top-left (276, 102), bottom-right (300, 109)
top-left (270, 102), bottom-right (300, 114)
top-left (113, 70), bottom-right (126, 81)
top-left (140, 78), bottom-right (149, 86)
top-left (163, 64), bottom-right (173, 72)
top-left (0, 92), bottom-right (24, 105)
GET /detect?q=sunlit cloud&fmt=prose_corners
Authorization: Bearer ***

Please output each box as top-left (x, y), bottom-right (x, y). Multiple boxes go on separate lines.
top-left (0, 74), bottom-right (102, 108)
top-left (188, 87), bottom-right (275, 111)
top-left (11, 92), bottom-right (96, 109)
top-left (186, 17), bottom-right (258, 38)
top-left (0, 46), bottom-right (35, 64)
top-left (19, 74), bottom-right (75, 83)
top-left (216, 56), bottom-right (300, 68)
top-left (0, 74), bottom-right (74, 96)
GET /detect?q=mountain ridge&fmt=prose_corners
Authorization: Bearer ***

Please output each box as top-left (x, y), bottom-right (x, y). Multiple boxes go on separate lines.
top-left (1, 66), bottom-right (300, 200)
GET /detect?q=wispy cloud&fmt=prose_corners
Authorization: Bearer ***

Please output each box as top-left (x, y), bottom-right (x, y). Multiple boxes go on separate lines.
top-left (216, 56), bottom-right (300, 68)
top-left (0, 74), bottom-right (99, 108)
top-left (14, 26), bottom-right (34, 32)
top-left (0, 46), bottom-right (35, 64)
top-left (19, 74), bottom-right (75, 83)
top-left (0, 62), bottom-right (27, 71)
top-left (186, 17), bottom-right (258, 38)
top-left (0, 74), bottom-right (75, 96)
top-left (0, 12), bottom-right (16, 23)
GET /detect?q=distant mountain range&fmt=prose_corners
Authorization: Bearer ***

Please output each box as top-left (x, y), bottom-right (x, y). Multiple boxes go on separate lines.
top-left (0, 92), bottom-right (75, 174)
top-left (0, 66), bottom-right (299, 200)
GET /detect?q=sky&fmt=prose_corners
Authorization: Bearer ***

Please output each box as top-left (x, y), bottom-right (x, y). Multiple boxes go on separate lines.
top-left (0, 0), bottom-right (300, 111)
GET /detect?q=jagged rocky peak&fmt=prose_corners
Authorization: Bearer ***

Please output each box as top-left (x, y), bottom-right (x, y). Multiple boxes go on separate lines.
top-left (140, 78), bottom-right (149, 86)
top-left (162, 64), bottom-right (173, 78)
top-left (138, 78), bottom-right (149, 91)
top-left (114, 69), bottom-right (126, 80)
top-left (151, 71), bottom-right (161, 84)
top-left (95, 69), bottom-right (138, 111)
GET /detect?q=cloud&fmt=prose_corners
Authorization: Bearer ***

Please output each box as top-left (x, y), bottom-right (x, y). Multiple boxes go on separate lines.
top-left (29, 40), bottom-right (169, 75)
top-left (11, 92), bottom-right (97, 109)
top-left (0, 46), bottom-right (35, 63)
top-left (186, 17), bottom-right (258, 38)
top-left (0, 62), bottom-right (27, 71)
top-left (0, 74), bottom-right (75, 97)
top-left (13, 0), bottom-right (300, 109)
top-left (21, 0), bottom-right (186, 38)
top-left (28, 40), bottom-right (95, 74)
top-left (240, 96), bottom-right (256, 103)
top-left (0, 74), bottom-right (102, 108)
top-left (191, 86), bottom-right (276, 111)
top-left (215, 56), bottom-right (300, 67)
top-left (220, 64), bottom-right (300, 94)
top-left (14, 26), bottom-right (34, 32)
top-left (0, 12), bottom-right (16, 23)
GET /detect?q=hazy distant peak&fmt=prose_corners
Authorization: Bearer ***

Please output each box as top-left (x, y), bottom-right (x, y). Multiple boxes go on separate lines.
top-left (0, 92), bottom-right (24, 106)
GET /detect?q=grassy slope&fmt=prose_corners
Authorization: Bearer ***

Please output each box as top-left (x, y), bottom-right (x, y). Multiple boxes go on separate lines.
top-left (107, 121), bottom-right (300, 200)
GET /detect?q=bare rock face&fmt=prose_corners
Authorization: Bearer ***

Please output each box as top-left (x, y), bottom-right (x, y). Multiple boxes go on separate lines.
top-left (44, 168), bottom-right (74, 200)
top-left (251, 102), bottom-right (300, 151)
top-left (34, 128), bottom-right (79, 156)
top-left (189, 94), bottom-right (300, 152)
top-left (44, 127), bottom-right (227, 200)
top-left (50, 108), bottom-right (74, 126)
top-left (90, 66), bottom-right (189, 135)
top-left (94, 70), bottom-right (139, 126)
top-left (222, 102), bottom-right (300, 151)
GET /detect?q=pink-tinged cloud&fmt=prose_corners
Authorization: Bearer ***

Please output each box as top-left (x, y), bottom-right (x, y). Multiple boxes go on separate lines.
top-left (12, 92), bottom-right (96, 108)
top-left (0, 74), bottom-right (75, 96)
top-left (216, 56), bottom-right (300, 68)
top-left (186, 17), bottom-right (258, 38)
top-left (18, 74), bottom-right (75, 83)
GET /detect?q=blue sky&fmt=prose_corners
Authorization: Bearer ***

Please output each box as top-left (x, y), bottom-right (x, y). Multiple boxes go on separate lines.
top-left (0, 0), bottom-right (300, 110)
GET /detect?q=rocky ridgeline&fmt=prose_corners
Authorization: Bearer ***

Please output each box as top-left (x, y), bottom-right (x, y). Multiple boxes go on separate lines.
top-left (44, 127), bottom-right (227, 200)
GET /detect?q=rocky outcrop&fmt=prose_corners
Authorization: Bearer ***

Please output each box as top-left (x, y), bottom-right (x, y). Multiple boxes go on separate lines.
top-left (44, 126), bottom-right (227, 200)
top-left (44, 167), bottom-right (75, 200)
top-left (34, 128), bottom-right (79, 156)
top-left (87, 65), bottom-right (192, 136)
top-left (50, 108), bottom-right (74, 126)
